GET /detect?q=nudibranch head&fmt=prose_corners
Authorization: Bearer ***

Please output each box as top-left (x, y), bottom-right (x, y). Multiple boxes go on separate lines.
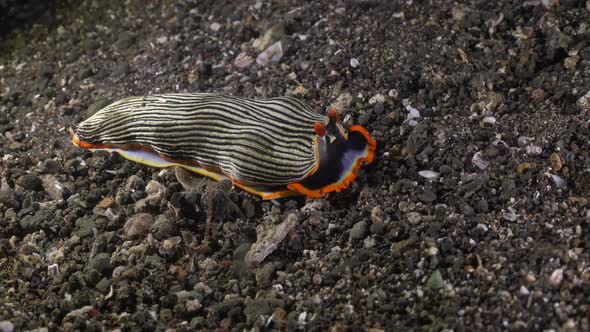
top-left (287, 107), bottom-right (376, 198)
top-left (71, 93), bottom-right (375, 200)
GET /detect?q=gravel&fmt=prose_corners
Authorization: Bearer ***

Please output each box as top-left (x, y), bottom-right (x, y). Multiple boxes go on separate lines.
top-left (1, 0), bottom-right (590, 330)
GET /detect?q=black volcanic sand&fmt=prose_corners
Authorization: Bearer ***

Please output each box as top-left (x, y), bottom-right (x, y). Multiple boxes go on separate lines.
top-left (1, 1), bottom-right (590, 330)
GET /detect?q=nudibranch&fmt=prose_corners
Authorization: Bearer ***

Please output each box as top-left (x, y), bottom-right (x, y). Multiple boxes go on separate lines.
top-left (71, 93), bottom-right (376, 199)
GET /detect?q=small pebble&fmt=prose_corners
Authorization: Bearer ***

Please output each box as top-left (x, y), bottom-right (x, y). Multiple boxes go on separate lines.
top-left (472, 152), bottom-right (490, 170)
top-left (363, 236), bottom-right (376, 249)
top-left (370, 206), bottom-right (383, 223)
top-left (43, 159), bottom-right (61, 174)
top-left (255, 263), bottom-right (275, 287)
top-left (577, 90), bottom-right (590, 111)
top-left (151, 214), bottom-right (177, 240)
top-left (549, 268), bottom-right (563, 288)
top-left (426, 270), bottom-right (444, 289)
top-left (16, 174), bottom-right (43, 191)
top-left (186, 299), bottom-right (202, 313)
top-left (0, 321), bottom-right (14, 332)
top-left (418, 189), bottom-right (437, 203)
top-left (418, 170), bottom-right (440, 179)
top-left (369, 94), bottom-right (385, 105)
top-left (124, 213), bottom-right (155, 238)
top-left (210, 22), bottom-right (221, 32)
top-left (350, 220), bottom-right (368, 240)
top-left (407, 212), bottom-right (422, 225)
top-left (312, 274), bottom-right (322, 285)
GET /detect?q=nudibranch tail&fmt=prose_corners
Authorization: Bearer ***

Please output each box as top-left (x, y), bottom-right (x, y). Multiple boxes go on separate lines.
top-left (71, 93), bottom-right (375, 200)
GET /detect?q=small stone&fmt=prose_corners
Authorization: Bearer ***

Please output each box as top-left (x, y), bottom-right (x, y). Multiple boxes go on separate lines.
top-left (242, 199), bottom-right (256, 219)
top-left (16, 174), bottom-right (43, 191)
top-left (526, 272), bottom-right (537, 283)
top-left (358, 113), bottom-right (371, 126)
top-left (330, 93), bottom-right (353, 113)
top-left (210, 22), bottom-right (221, 32)
top-left (42, 175), bottom-right (63, 200)
top-left (418, 170), bottom-right (440, 179)
top-left (88, 253), bottom-right (113, 276)
top-left (96, 197), bottom-right (114, 209)
top-left (312, 274), bottom-right (322, 285)
top-left (74, 218), bottom-right (96, 238)
top-left (286, 85), bottom-right (308, 97)
top-left (0, 321), bottom-right (14, 332)
top-left (43, 159), bottom-right (61, 174)
top-left (371, 207), bottom-right (383, 223)
top-left (481, 116), bottom-right (496, 126)
top-left (526, 144), bottom-right (542, 155)
top-left (243, 299), bottom-right (271, 325)
top-left (115, 32), bottom-right (136, 49)
top-left (563, 55), bottom-right (579, 69)
top-left (370, 222), bottom-right (386, 234)
top-left (530, 88), bottom-right (545, 101)
top-left (96, 278), bottom-right (111, 293)
top-left (233, 52), bottom-right (253, 69)
top-left (349, 220), bottom-right (368, 240)
top-left (125, 175), bottom-right (145, 192)
top-left (363, 236), bottom-right (376, 249)
top-left (48, 263), bottom-right (59, 276)
top-left (161, 236), bottom-right (182, 254)
top-left (551, 174), bottom-right (567, 189)
top-left (245, 214), bottom-right (298, 265)
top-left (517, 136), bottom-right (530, 147)
top-left (407, 212), bottom-right (422, 225)
top-left (272, 307), bottom-right (287, 322)
top-left (124, 213), bottom-right (155, 238)
top-left (549, 153), bottom-right (563, 171)
top-left (0, 179), bottom-right (19, 209)
top-left (350, 58), bottom-right (360, 68)
top-left (186, 299), bottom-right (202, 313)
top-left (256, 263), bottom-right (275, 288)
top-left (472, 151), bottom-right (490, 170)
top-left (549, 268), bottom-right (563, 288)
top-left (199, 258), bottom-right (218, 272)
top-left (151, 214), bottom-right (177, 240)
top-left (426, 270), bottom-right (444, 289)
top-left (418, 189), bottom-right (437, 203)
top-left (517, 162), bottom-right (537, 174)
top-left (369, 94), bottom-right (386, 105)
top-left (114, 62), bottom-right (131, 76)
top-left (145, 180), bottom-right (165, 195)
top-left (256, 41), bottom-right (283, 66)
top-left (308, 212), bottom-right (322, 226)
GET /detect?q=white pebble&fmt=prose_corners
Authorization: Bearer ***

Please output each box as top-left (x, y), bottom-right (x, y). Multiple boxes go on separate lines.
top-left (256, 41), bottom-right (283, 66)
top-left (550, 174), bottom-right (567, 189)
top-left (549, 268), bottom-right (563, 287)
top-left (210, 22), bottom-right (221, 32)
top-left (472, 151), bottom-right (490, 170)
top-left (481, 116), bottom-right (496, 126)
top-left (526, 144), bottom-right (542, 155)
top-left (418, 170), bottom-right (440, 179)
top-left (369, 93), bottom-right (385, 105)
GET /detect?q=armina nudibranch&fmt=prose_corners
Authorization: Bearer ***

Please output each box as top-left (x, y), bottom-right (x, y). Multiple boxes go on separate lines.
top-left (71, 93), bottom-right (376, 200)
